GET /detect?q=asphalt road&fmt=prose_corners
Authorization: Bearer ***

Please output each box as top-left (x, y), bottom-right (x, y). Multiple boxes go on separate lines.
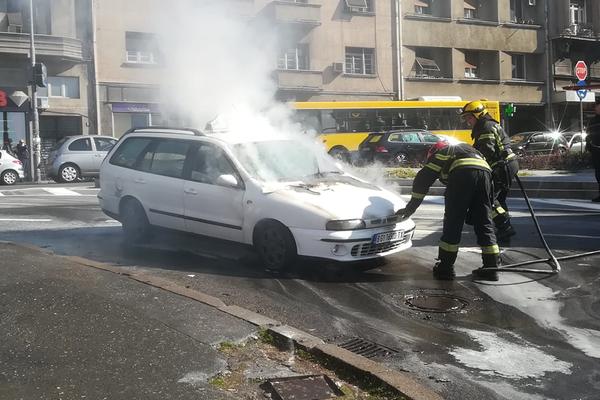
top-left (1, 182), bottom-right (600, 400)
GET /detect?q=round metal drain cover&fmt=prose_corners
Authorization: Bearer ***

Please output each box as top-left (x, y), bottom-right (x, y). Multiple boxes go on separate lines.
top-left (405, 294), bottom-right (468, 313)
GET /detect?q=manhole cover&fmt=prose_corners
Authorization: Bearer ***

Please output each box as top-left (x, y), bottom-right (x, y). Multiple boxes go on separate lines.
top-left (405, 294), bottom-right (468, 313)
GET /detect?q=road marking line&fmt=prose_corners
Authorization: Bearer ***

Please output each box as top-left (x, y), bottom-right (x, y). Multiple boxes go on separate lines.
top-left (0, 218), bottom-right (52, 222)
top-left (43, 188), bottom-right (82, 196)
top-left (545, 233), bottom-right (600, 240)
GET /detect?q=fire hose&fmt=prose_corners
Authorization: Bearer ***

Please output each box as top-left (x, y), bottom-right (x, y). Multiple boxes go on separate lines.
top-left (488, 175), bottom-right (600, 275)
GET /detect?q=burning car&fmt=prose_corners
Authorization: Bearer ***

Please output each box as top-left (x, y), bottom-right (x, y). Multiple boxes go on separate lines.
top-left (98, 127), bottom-right (415, 270)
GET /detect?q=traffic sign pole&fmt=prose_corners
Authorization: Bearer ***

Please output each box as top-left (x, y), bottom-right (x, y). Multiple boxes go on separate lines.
top-left (575, 61), bottom-right (588, 158)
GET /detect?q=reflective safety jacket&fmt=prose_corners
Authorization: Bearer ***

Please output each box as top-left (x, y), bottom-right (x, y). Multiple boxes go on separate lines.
top-left (471, 116), bottom-right (515, 168)
top-left (409, 143), bottom-right (491, 206)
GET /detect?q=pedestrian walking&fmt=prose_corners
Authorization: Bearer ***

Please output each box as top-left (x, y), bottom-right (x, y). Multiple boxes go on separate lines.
top-left (586, 97), bottom-right (600, 203)
top-left (396, 141), bottom-right (500, 281)
top-left (16, 139), bottom-right (30, 179)
top-left (460, 100), bottom-right (519, 240)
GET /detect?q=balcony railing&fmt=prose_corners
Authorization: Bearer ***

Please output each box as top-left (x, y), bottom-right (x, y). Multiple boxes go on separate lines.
top-left (0, 32), bottom-right (83, 60)
top-left (561, 23), bottom-right (596, 38)
top-left (275, 69), bottom-right (323, 91)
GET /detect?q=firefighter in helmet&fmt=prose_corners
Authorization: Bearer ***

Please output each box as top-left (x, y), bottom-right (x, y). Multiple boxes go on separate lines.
top-left (396, 141), bottom-right (500, 281)
top-left (460, 100), bottom-right (519, 241)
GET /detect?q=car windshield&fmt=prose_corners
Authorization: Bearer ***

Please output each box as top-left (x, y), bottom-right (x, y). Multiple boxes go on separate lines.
top-left (233, 139), bottom-right (342, 183)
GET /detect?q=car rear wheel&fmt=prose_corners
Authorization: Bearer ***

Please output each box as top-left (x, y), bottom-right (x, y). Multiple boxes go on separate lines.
top-left (1, 170), bottom-right (18, 185)
top-left (328, 147), bottom-right (350, 163)
top-left (59, 163), bottom-right (80, 183)
top-left (120, 199), bottom-right (150, 243)
top-left (254, 220), bottom-right (297, 271)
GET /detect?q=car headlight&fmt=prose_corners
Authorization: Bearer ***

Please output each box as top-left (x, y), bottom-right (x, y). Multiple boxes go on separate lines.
top-left (326, 219), bottom-right (366, 231)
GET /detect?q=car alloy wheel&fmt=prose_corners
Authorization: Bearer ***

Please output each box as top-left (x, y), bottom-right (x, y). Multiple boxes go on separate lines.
top-left (1, 170), bottom-right (18, 185)
top-left (59, 164), bottom-right (79, 183)
top-left (391, 152), bottom-right (408, 166)
top-left (254, 220), bottom-right (297, 271)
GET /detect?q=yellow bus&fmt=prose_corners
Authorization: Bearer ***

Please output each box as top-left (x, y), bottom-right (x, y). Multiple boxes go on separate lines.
top-left (293, 100), bottom-right (500, 159)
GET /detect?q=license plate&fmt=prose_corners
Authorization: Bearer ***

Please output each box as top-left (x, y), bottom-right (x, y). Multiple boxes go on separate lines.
top-left (372, 230), bottom-right (404, 244)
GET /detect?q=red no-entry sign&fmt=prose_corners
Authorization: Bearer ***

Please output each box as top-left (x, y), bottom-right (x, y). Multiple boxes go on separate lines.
top-left (575, 60), bottom-right (588, 81)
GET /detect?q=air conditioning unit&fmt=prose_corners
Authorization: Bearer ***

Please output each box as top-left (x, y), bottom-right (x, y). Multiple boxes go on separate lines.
top-left (528, 0), bottom-right (536, 5)
top-left (332, 62), bottom-right (344, 73)
top-left (36, 96), bottom-right (49, 110)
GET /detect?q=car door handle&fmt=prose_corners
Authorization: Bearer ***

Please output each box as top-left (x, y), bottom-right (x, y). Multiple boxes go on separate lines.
top-left (134, 178), bottom-right (146, 184)
top-left (184, 188), bottom-right (198, 195)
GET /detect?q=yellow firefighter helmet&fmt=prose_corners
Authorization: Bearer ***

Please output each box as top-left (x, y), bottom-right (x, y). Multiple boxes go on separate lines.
top-left (460, 100), bottom-right (488, 119)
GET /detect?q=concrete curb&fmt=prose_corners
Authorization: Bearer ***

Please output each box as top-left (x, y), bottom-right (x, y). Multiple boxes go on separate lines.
top-left (4, 241), bottom-right (443, 400)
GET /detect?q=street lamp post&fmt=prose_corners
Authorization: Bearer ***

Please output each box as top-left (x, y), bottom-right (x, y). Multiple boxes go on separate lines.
top-left (28, 0), bottom-right (41, 182)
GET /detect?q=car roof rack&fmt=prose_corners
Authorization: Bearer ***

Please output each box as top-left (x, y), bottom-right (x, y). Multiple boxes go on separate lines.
top-left (122, 126), bottom-right (204, 136)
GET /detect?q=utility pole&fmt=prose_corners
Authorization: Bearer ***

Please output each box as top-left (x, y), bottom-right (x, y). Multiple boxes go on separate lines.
top-left (28, 0), bottom-right (41, 182)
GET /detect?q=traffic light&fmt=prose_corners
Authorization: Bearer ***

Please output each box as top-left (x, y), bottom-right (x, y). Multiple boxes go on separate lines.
top-left (503, 103), bottom-right (516, 118)
top-left (33, 63), bottom-right (47, 88)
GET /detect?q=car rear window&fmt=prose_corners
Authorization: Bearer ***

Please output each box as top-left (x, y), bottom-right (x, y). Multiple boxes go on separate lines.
top-left (51, 137), bottom-right (70, 151)
top-left (109, 137), bottom-right (153, 169)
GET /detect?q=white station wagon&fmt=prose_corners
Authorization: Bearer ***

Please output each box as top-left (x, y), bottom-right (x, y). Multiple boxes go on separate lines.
top-left (98, 127), bottom-right (415, 270)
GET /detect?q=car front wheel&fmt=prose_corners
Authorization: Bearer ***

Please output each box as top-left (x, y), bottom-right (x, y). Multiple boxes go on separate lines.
top-left (254, 220), bottom-right (297, 271)
top-left (59, 164), bottom-right (80, 183)
top-left (1, 170), bottom-right (18, 185)
top-left (120, 199), bottom-right (150, 243)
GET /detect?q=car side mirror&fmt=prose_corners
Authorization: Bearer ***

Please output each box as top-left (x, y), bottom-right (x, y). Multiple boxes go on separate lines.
top-left (216, 174), bottom-right (239, 188)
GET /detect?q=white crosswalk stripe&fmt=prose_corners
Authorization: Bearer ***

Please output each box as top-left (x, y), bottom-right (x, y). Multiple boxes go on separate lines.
top-left (43, 187), bottom-right (83, 196)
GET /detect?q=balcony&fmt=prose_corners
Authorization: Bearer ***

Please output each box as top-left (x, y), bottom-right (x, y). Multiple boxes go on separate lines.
top-left (0, 32), bottom-right (83, 61)
top-left (560, 24), bottom-right (598, 39)
top-left (275, 69), bottom-right (323, 92)
top-left (271, 1), bottom-right (321, 27)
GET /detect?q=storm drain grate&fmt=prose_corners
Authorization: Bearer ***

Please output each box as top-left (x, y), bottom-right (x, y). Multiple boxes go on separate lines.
top-left (336, 337), bottom-right (399, 359)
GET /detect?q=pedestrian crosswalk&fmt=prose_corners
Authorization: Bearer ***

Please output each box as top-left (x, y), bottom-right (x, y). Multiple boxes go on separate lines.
top-left (0, 186), bottom-right (98, 197)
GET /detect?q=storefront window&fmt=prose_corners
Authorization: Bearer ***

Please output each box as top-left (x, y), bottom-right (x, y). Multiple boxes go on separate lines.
top-left (1, 112), bottom-right (26, 152)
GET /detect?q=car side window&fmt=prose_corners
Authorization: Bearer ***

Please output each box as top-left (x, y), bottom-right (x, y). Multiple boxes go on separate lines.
top-left (94, 137), bottom-right (117, 151)
top-left (68, 138), bottom-right (92, 151)
top-left (109, 137), bottom-right (153, 168)
top-left (189, 143), bottom-right (238, 186)
top-left (139, 140), bottom-right (191, 179)
top-left (421, 133), bottom-right (439, 143)
top-left (399, 132), bottom-right (421, 143)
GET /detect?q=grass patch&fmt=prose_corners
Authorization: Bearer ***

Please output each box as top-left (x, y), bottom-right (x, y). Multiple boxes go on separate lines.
top-left (209, 375), bottom-right (229, 389)
top-left (517, 171), bottom-right (533, 177)
top-left (217, 341), bottom-right (239, 353)
top-left (257, 328), bottom-right (276, 346)
top-left (385, 168), bottom-right (418, 179)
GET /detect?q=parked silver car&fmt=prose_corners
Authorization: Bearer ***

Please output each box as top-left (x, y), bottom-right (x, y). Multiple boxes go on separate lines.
top-left (0, 149), bottom-right (25, 185)
top-left (46, 135), bottom-right (118, 183)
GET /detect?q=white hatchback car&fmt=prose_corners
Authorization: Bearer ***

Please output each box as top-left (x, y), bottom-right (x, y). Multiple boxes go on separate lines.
top-left (98, 127), bottom-right (415, 269)
top-left (0, 150), bottom-right (25, 185)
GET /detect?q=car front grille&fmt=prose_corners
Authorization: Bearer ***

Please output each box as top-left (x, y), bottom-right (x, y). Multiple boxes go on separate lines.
top-left (351, 234), bottom-right (411, 257)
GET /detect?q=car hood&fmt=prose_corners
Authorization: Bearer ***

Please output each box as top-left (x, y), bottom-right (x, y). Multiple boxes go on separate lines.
top-left (264, 176), bottom-right (406, 220)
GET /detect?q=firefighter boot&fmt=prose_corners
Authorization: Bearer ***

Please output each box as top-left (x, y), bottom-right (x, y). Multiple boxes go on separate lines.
top-left (432, 249), bottom-right (457, 280)
top-left (472, 253), bottom-right (499, 281)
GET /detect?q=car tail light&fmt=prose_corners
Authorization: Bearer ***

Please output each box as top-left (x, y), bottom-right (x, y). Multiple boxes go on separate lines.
top-left (12, 160), bottom-right (22, 165)
top-left (375, 146), bottom-right (388, 153)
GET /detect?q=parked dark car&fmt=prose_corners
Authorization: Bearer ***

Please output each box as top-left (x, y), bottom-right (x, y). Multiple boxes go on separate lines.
top-left (510, 131), bottom-right (568, 157)
top-left (358, 129), bottom-right (444, 165)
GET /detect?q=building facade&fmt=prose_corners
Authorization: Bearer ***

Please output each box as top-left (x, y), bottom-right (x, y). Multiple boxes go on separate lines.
top-left (548, 0), bottom-right (600, 132)
top-left (0, 0), bottom-right (93, 159)
top-left (3, 0), bottom-right (599, 152)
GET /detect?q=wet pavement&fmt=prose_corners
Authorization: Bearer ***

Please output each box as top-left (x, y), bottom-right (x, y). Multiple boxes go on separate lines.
top-left (1, 183), bottom-right (600, 399)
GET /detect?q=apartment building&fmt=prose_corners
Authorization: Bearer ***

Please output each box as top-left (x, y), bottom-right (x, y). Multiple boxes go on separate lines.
top-left (549, 0), bottom-right (600, 131)
top-left (0, 0), bottom-right (93, 153)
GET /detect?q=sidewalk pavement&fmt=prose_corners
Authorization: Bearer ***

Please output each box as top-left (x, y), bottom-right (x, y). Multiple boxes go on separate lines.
top-left (0, 241), bottom-right (442, 400)
top-left (389, 169), bottom-right (598, 200)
